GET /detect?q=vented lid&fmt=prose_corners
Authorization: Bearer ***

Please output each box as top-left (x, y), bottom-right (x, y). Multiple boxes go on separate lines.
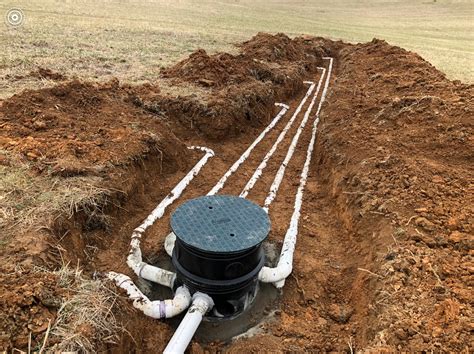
top-left (171, 195), bottom-right (270, 253)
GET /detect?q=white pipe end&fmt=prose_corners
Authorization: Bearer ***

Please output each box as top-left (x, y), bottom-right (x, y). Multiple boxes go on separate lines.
top-left (165, 232), bottom-right (176, 257)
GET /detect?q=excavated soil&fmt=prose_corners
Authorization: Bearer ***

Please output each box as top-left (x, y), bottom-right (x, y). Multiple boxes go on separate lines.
top-left (0, 33), bottom-right (472, 352)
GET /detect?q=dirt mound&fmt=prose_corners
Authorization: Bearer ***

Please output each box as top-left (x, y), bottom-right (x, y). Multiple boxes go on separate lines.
top-left (239, 32), bottom-right (325, 62)
top-left (0, 268), bottom-right (63, 349)
top-left (151, 33), bottom-right (326, 139)
top-left (162, 33), bottom-right (323, 87)
top-left (161, 50), bottom-right (255, 87)
top-left (314, 38), bottom-right (473, 351)
top-left (140, 80), bottom-right (282, 139)
top-left (0, 79), bottom-right (187, 176)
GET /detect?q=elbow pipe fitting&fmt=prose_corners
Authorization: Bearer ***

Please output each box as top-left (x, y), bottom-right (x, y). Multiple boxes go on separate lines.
top-left (107, 272), bottom-right (190, 319)
top-left (258, 262), bottom-right (292, 288)
top-left (127, 242), bottom-right (176, 288)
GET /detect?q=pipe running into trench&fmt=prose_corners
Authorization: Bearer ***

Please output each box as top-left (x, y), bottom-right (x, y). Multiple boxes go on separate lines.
top-left (108, 58), bottom-right (334, 353)
top-left (240, 81), bottom-right (315, 199)
top-left (207, 102), bottom-right (289, 196)
top-left (259, 57), bottom-right (334, 287)
top-left (164, 64), bottom-right (331, 277)
top-left (262, 67), bottom-right (325, 211)
top-left (108, 146), bottom-right (214, 317)
top-left (162, 60), bottom-right (333, 351)
top-left (163, 79), bottom-right (320, 256)
top-left (163, 293), bottom-right (214, 354)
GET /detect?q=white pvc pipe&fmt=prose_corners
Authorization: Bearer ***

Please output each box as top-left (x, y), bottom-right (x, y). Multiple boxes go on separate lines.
top-left (163, 293), bottom-right (214, 354)
top-left (208, 103), bottom-right (289, 196)
top-left (164, 232), bottom-right (176, 257)
top-left (262, 68), bottom-right (325, 211)
top-left (240, 82), bottom-right (315, 199)
top-left (127, 146), bottom-right (214, 288)
top-left (259, 58), bottom-right (334, 287)
top-left (164, 80), bottom-right (322, 258)
top-left (107, 272), bottom-right (191, 319)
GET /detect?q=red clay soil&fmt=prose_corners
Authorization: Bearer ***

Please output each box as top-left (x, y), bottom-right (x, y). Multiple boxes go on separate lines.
top-left (162, 33), bottom-right (324, 87)
top-left (152, 33), bottom-right (325, 139)
top-left (312, 39), bottom-right (473, 351)
top-left (0, 34), bottom-right (472, 352)
top-left (238, 32), bottom-right (326, 62)
top-left (0, 79), bottom-right (187, 176)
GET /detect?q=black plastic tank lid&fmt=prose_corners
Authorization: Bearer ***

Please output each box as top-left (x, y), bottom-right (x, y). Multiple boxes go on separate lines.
top-left (171, 195), bottom-right (270, 253)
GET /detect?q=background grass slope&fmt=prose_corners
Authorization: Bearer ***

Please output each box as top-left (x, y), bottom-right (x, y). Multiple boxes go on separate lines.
top-left (1, 0), bottom-right (473, 98)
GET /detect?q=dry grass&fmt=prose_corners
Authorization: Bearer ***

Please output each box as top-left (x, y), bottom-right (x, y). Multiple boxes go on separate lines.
top-left (32, 265), bottom-right (122, 353)
top-left (0, 150), bottom-right (112, 244)
top-left (0, 0), bottom-right (472, 99)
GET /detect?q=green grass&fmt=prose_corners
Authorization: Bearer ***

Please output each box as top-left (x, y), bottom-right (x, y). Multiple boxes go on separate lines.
top-left (0, 0), bottom-right (473, 98)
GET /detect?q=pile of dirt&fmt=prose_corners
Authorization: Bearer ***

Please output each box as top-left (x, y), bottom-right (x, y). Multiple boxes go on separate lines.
top-left (312, 38), bottom-right (473, 351)
top-left (150, 33), bottom-right (326, 139)
top-left (238, 32), bottom-right (325, 62)
top-left (162, 33), bottom-right (323, 87)
top-left (162, 50), bottom-right (267, 87)
top-left (0, 79), bottom-right (187, 176)
top-left (0, 268), bottom-right (63, 349)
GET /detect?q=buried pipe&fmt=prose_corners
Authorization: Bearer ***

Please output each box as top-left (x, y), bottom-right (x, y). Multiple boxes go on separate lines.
top-left (126, 146), bottom-right (214, 288)
top-left (207, 102), bottom-right (289, 196)
top-left (109, 61), bottom-right (335, 350)
top-left (240, 81), bottom-right (315, 199)
top-left (107, 272), bottom-right (191, 319)
top-left (106, 147), bottom-right (213, 323)
top-left (163, 76), bottom-right (319, 258)
top-left (259, 57), bottom-right (334, 287)
top-left (163, 82), bottom-right (316, 256)
top-left (163, 71), bottom-right (330, 351)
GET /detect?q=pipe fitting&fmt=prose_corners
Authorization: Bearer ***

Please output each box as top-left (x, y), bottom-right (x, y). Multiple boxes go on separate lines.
top-left (163, 292), bottom-right (214, 354)
top-left (123, 146), bottom-right (214, 289)
top-left (107, 272), bottom-right (191, 319)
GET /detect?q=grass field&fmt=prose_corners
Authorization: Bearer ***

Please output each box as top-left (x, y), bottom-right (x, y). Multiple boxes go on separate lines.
top-left (1, 0), bottom-right (473, 98)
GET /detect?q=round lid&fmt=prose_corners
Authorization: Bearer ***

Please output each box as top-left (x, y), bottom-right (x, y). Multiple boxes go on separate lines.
top-left (171, 195), bottom-right (270, 253)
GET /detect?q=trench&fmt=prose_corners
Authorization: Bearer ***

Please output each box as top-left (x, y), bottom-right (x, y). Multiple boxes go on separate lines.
top-left (53, 57), bottom-right (388, 352)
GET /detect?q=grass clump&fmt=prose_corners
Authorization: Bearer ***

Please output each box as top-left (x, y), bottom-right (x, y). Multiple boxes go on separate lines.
top-left (49, 266), bottom-right (121, 352)
top-left (27, 265), bottom-right (123, 353)
top-left (0, 151), bottom-right (112, 244)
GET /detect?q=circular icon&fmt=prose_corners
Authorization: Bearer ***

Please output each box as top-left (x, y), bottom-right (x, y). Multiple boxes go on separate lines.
top-left (5, 8), bottom-right (24, 27)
